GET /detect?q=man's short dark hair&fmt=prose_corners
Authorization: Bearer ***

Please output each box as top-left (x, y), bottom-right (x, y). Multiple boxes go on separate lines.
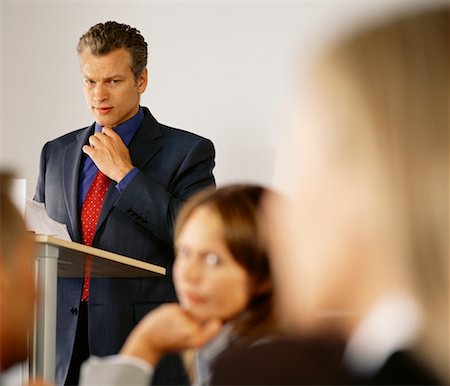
top-left (77, 21), bottom-right (148, 79)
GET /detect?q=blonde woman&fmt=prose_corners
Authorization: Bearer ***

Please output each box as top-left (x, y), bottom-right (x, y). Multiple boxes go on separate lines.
top-left (213, 4), bottom-right (449, 385)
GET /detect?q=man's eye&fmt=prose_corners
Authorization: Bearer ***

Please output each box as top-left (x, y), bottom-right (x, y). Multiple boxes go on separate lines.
top-left (205, 253), bottom-right (221, 266)
top-left (85, 80), bottom-right (95, 86)
top-left (110, 80), bottom-right (121, 84)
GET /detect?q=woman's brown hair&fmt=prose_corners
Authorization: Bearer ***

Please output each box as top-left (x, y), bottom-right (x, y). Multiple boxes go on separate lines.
top-left (175, 184), bottom-right (275, 338)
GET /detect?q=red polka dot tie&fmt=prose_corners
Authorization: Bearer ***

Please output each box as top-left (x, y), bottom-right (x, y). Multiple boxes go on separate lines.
top-left (80, 170), bottom-right (110, 301)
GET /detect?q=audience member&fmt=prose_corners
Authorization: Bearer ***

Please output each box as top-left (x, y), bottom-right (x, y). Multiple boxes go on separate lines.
top-left (212, 4), bottom-right (449, 385)
top-left (0, 172), bottom-right (50, 386)
top-left (0, 172), bottom-right (36, 372)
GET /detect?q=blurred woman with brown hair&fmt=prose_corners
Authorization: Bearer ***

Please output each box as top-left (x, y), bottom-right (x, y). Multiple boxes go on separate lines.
top-left (170, 184), bottom-right (276, 385)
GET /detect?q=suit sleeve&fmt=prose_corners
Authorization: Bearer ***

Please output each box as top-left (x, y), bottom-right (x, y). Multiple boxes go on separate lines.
top-left (34, 142), bottom-right (49, 203)
top-left (114, 137), bottom-right (216, 245)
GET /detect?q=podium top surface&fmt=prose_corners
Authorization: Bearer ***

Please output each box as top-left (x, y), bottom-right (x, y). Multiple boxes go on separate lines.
top-left (35, 235), bottom-right (166, 278)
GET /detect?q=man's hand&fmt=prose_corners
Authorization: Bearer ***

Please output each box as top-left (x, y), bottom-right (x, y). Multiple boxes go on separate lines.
top-left (82, 127), bottom-right (133, 182)
top-left (120, 304), bottom-right (222, 367)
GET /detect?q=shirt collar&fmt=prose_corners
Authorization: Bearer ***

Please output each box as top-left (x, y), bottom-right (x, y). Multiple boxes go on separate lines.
top-left (195, 322), bottom-right (236, 386)
top-left (343, 292), bottom-right (423, 376)
top-left (94, 107), bottom-right (144, 147)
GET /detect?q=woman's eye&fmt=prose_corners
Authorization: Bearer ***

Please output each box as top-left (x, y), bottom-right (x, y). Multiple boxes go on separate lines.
top-left (205, 253), bottom-right (221, 266)
top-left (176, 247), bottom-right (189, 259)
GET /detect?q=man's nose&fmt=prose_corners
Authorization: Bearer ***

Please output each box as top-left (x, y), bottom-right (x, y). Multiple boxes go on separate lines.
top-left (93, 83), bottom-right (109, 102)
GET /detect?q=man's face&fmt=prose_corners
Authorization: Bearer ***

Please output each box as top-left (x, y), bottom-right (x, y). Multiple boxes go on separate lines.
top-left (0, 232), bottom-right (36, 370)
top-left (79, 48), bottom-right (147, 128)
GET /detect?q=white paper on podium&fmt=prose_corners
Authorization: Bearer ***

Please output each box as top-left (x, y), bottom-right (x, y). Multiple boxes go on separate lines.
top-left (25, 198), bottom-right (71, 241)
top-left (11, 178), bottom-right (27, 216)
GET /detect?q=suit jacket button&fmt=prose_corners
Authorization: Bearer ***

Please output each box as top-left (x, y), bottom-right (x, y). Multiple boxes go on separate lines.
top-left (70, 307), bottom-right (78, 315)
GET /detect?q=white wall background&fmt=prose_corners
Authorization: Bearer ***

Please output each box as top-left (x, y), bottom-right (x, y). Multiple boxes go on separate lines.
top-left (0, 0), bottom-right (430, 197)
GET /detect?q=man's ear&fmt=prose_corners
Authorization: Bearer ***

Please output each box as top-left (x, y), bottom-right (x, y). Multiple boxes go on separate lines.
top-left (137, 68), bottom-right (148, 93)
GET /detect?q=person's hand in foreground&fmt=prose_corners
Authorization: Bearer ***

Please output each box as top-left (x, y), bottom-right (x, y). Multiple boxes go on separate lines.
top-left (120, 303), bottom-right (222, 367)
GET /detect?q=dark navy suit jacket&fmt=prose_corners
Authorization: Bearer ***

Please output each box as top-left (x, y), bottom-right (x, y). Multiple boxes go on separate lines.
top-left (34, 107), bottom-right (215, 385)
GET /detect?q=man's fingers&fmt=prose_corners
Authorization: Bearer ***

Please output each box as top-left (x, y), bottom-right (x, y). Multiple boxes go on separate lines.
top-left (82, 144), bottom-right (94, 156)
top-left (86, 131), bottom-right (115, 149)
top-left (102, 126), bottom-right (120, 139)
top-left (88, 135), bottom-right (99, 147)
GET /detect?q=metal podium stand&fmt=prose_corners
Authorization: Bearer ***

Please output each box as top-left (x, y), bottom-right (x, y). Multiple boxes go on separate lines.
top-left (31, 235), bottom-right (166, 383)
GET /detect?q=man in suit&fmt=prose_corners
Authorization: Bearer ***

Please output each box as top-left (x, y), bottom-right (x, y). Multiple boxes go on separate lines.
top-left (34, 21), bottom-right (215, 386)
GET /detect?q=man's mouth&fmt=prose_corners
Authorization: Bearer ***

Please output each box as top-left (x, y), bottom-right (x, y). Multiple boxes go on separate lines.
top-left (95, 107), bottom-right (113, 114)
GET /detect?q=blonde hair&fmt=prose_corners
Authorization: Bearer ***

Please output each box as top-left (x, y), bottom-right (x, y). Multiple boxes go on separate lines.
top-left (316, 5), bottom-right (448, 381)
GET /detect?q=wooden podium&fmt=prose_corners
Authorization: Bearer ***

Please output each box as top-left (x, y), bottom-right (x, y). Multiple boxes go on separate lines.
top-left (31, 235), bottom-right (166, 383)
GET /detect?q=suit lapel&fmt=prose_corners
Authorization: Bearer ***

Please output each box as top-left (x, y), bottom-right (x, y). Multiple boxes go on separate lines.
top-left (95, 109), bottom-right (163, 235)
top-left (128, 110), bottom-right (163, 169)
top-left (63, 125), bottom-right (94, 242)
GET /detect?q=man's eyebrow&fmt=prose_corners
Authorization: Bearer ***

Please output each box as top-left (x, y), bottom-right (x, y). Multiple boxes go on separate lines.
top-left (104, 74), bottom-right (123, 80)
top-left (82, 74), bottom-right (123, 80)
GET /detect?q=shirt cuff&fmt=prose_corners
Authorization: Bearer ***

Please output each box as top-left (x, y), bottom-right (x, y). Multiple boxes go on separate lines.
top-left (115, 167), bottom-right (139, 193)
top-left (79, 355), bottom-right (154, 386)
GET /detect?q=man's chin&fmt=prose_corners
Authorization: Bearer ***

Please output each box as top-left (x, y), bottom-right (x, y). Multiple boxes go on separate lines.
top-left (95, 120), bottom-right (117, 128)
top-left (92, 113), bottom-right (116, 127)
